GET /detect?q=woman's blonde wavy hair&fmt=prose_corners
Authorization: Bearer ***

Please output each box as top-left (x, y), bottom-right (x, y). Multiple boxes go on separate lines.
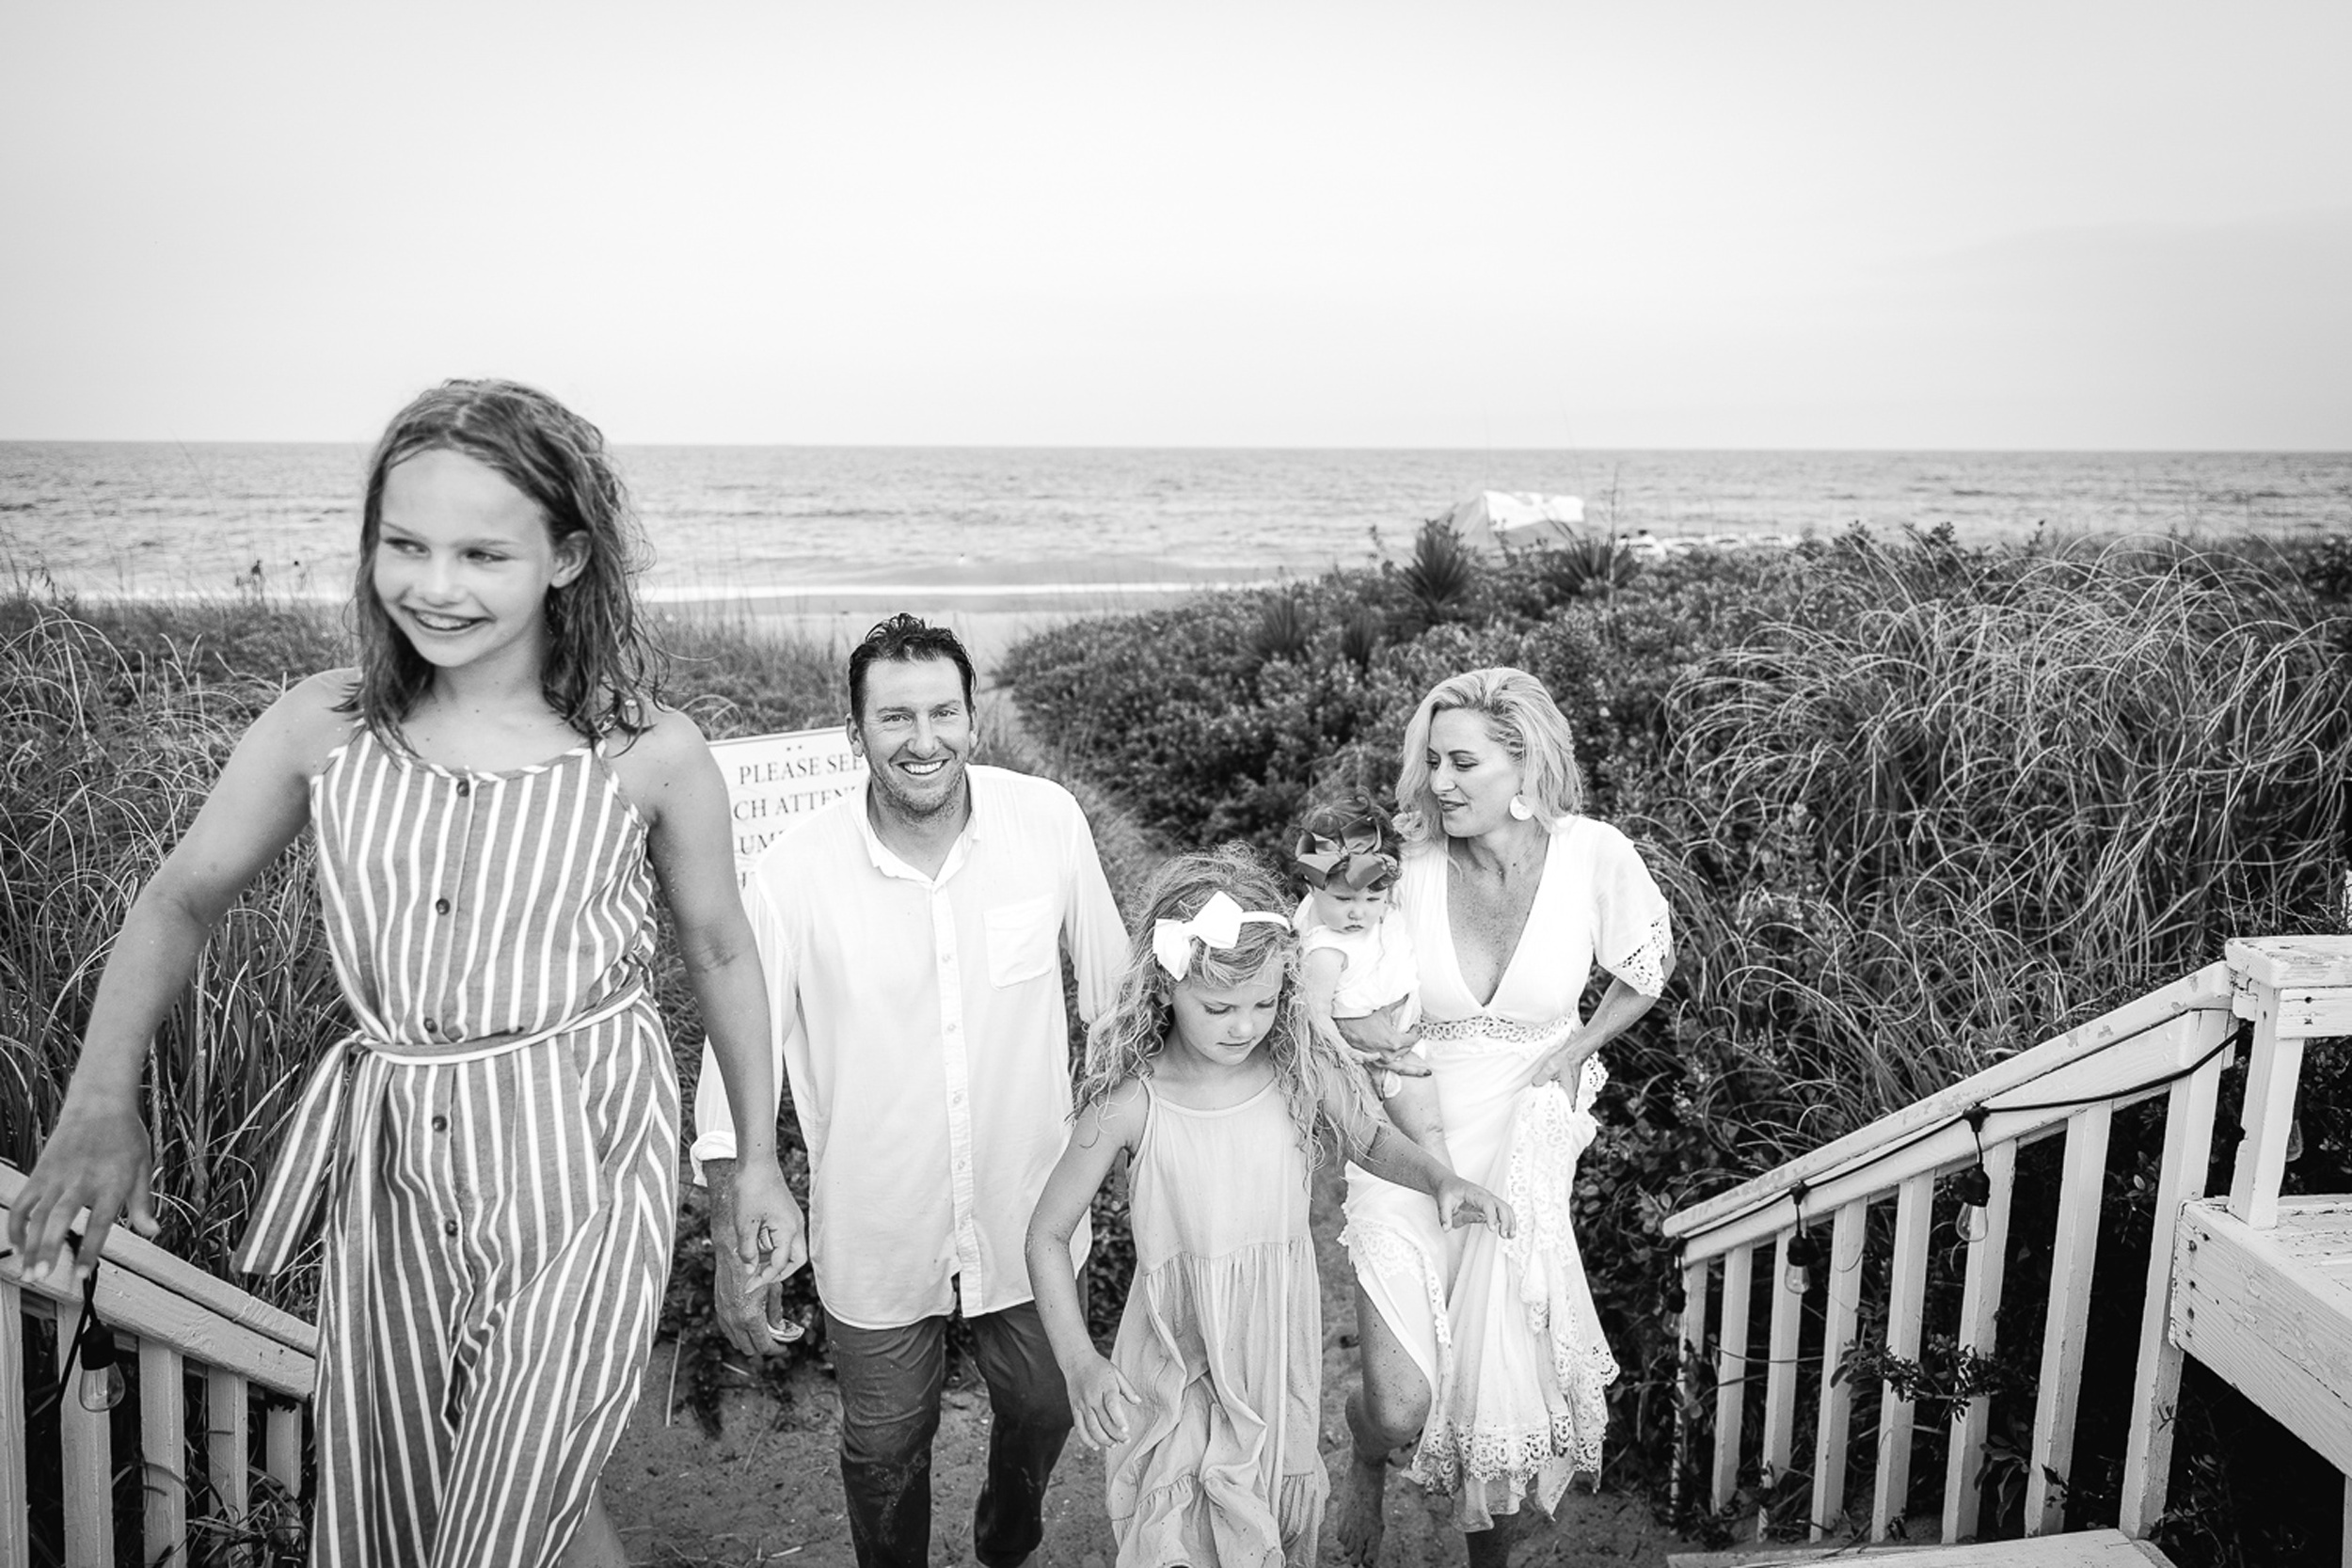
top-left (1393, 666), bottom-right (1587, 847)
top-left (1074, 843), bottom-right (1366, 1164)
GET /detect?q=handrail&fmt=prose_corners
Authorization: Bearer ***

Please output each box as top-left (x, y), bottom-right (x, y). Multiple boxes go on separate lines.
top-left (1667, 960), bottom-right (2233, 1251)
top-left (1, 1158), bottom-right (315, 1564)
top-left (1661, 936), bottom-right (2352, 1551)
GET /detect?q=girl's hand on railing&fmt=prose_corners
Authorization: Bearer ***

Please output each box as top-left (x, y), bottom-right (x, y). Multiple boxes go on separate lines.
top-left (7, 1102), bottom-right (159, 1290)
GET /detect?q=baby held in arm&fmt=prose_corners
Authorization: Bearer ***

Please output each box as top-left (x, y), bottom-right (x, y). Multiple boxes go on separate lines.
top-left (1292, 794), bottom-right (1452, 1175)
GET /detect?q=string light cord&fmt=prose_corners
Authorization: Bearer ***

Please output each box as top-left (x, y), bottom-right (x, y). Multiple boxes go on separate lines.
top-left (1674, 1024), bottom-right (2244, 1253)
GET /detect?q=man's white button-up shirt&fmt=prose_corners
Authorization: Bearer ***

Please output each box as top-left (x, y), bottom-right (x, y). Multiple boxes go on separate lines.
top-left (692, 765), bottom-right (1126, 1330)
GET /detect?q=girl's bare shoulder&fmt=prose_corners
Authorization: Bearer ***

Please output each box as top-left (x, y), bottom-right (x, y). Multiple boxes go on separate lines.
top-left (1081, 1077), bottom-right (1152, 1149)
top-left (255, 668), bottom-right (364, 775)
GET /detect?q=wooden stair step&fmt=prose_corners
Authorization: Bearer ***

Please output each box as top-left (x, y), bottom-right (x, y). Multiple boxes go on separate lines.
top-left (1667, 1528), bottom-right (2175, 1567)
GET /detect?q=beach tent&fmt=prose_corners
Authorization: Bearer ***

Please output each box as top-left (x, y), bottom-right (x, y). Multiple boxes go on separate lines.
top-left (1443, 490), bottom-right (1586, 552)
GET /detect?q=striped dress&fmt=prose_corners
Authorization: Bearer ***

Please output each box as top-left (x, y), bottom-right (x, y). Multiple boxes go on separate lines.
top-left (235, 728), bottom-right (680, 1568)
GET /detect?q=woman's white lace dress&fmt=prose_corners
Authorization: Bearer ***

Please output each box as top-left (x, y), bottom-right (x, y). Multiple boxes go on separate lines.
top-left (1341, 815), bottom-right (1671, 1530)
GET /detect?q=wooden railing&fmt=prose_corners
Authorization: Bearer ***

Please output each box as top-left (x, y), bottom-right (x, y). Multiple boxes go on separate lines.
top-left (0, 1162), bottom-right (314, 1565)
top-left (1662, 950), bottom-right (2257, 1544)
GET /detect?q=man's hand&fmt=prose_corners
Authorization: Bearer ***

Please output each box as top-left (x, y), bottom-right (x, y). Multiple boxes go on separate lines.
top-left (707, 1157), bottom-right (806, 1357)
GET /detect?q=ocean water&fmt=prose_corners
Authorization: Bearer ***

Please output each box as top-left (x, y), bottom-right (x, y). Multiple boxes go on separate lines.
top-left (3, 443), bottom-right (2348, 598)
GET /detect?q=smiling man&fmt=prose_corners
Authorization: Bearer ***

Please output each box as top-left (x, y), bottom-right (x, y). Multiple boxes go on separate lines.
top-left (691, 613), bottom-right (1126, 1568)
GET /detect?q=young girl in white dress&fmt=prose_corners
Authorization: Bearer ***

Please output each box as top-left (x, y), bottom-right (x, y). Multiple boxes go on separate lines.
top-left (1025, 846), bottom-right (1513, 1567)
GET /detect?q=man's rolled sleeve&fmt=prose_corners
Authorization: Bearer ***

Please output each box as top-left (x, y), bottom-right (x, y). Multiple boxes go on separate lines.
top-left (1062, 799), bottom-right (1127, 1026)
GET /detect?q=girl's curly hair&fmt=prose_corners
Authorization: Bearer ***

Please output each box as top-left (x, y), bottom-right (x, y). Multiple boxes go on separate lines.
top-left (340, 377), bottom-right (667, 744)
top-left (1076, 842), bottom-right (1371, 1164)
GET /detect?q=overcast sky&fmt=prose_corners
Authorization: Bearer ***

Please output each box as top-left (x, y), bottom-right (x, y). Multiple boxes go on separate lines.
top-left (3, 3), bottom-right (2347, 449)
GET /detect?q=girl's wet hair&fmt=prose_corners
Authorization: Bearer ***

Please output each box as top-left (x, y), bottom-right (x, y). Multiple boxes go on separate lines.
top-left (340, 378), bottom-right (667, 742)
top-left (1076, 843), bottom-right (1367, 1162)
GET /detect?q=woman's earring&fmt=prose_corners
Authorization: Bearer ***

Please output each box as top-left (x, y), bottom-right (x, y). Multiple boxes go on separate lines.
top-left (1508, 795), bottom-right (1534, 821)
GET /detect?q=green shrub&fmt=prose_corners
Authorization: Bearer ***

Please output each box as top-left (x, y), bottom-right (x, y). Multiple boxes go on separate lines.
top-left (997, 527), bottom-right (2352, 1554)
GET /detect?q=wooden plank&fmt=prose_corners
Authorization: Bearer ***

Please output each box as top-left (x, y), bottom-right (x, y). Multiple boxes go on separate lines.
top-left (1760, 1228), bottom-right (1804, 1537)
top-left (2027, 1102), bottom-right (2114, 1535)
top-left (2171, 1200), bottom-right (2352, 1473)
top-left (2118, 1013), bottom-right (2228, 1536)
top-left (141, 1338), bottom-right (190, 1560)
top-left (1679, 1012), bottom-right (2208, 1262)
top-left (0, 1278), bottom-right (26, 1568)
top-left (1945, 1139), bottom-right (2017, 1544)
top-left (1810, 1198), bottom-right (1868, 1540)
top-left (0, 1164), bottom-right (316, 1354)
top-left (2262, 989), bottom-right (2352, 1040)
top-left (209, 1365), bottom-right (250, 1523)
top-left (1872, 1174), bottom-right (1933, 1540)
top-left (57, 1307), bottom-right (116, 1568)
top-left (2228, 987), bottom-right (2305, 1229)
top-left (2226, 935), bottom-right (2352, 990)
top-left (0, 1249), bottom-right (312, 1399)
top-left (1677, 1253), bottom-right (1708, 1521)
top-left (266, 1401), bottom-right (301, 1491)
top-left (1667, 964), bottom-right (2231, 1242)
top-left (1668, 1527), bottom-right (2179, 1565)
top-left (1714, 1243), bottom-right (1756, 1514)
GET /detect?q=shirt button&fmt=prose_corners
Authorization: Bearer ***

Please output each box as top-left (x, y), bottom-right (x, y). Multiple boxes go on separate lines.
top-left (455, 780), bottom-right (471, 798)
top-left (422, 1019), bottom-right (437, 1036)
top-left (443, 1220), bottom-right (459, 1237)
top-left (431, 1115), bottom-right (448, 1132)
top-left (434, 897), bottom-right (451, 915)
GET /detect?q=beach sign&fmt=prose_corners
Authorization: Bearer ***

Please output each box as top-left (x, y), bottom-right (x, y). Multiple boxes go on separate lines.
top-left (708, 727), bottom-right (867, 874)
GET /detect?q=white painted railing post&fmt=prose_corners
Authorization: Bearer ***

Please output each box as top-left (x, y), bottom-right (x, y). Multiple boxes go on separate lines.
top-left (1809, 1198), bottom-right (1867, 1539)
top-left (1945, 1138), bottom-right (2017, 1544)
top-left (2118, 1007), bottom-right (2230, 1535)
top-left (2026, 1101), bottom-right (2113, 1536)
top-left (1711, 1243), bottom-right (1754, 1515)
top-left (1759, 1227), bottom-right (1804, 1537)
top-left (0, 1277), bottom-right (25, 1566)
top-left (1674, 1250), bottom-right (1708, 1523)
top-left (2228, 981), bottom-right (2303, 1230)
top-left (57, 1303), bottom-right (116, 1566)
top-left (1871, 1172), bottom-right (1933, 1540)
top-left (210, 1365), bottom-right (250, 1522)
top-left (144, 1337), bottom-right (190, 1553)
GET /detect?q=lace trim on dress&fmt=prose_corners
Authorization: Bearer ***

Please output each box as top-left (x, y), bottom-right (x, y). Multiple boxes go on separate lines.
top-left (1406, 1038), bottom-right (1620, 1513)
top-left (1611, 911), bottom-right (1674, 999)
top-left (1342, 1217), bottom-right (1456, 1369)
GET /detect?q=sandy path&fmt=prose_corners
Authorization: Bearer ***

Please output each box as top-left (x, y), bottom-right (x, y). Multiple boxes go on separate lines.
top-left (602, 1161), bottom-right (1682, 1566)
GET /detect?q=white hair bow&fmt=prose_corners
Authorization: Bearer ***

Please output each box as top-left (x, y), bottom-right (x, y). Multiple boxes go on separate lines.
top-left (1152, 891), bottom-right (1291, 980)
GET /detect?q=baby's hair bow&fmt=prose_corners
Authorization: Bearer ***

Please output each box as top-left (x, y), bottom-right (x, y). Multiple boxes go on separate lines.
top-left (1152, 891), bottom-right (1291, 980)
top-left (1293, 817), bottom-right (1400, 891)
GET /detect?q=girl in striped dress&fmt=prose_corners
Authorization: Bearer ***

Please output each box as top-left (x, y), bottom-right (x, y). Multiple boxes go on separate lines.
top-left (8, 379), bottom-right (804, 1567)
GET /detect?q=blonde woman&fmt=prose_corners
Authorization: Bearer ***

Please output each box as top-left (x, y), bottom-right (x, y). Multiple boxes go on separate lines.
top-left (1333, 667), bottom-right (1675, 1567)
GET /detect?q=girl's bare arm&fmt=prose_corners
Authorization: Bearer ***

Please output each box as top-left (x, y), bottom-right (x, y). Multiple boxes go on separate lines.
top-left (8, 673), bottom-right (345, 1282)
top-left (1025, 1084), bottom-right (1145, 1449)
top-left (622, 708), bottom-right (800, 1286)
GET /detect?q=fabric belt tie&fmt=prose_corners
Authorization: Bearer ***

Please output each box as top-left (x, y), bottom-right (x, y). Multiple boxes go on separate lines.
top-left (232, 982), bottom-right (648, 1276)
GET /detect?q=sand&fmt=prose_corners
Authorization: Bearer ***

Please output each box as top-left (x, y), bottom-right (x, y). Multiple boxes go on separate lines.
top-left (600, 1162), bottom-right (1683, 1567)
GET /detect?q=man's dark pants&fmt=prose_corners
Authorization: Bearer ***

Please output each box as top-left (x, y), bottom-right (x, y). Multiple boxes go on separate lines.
top-left (827, 1302), bottom-right (1074, 1568)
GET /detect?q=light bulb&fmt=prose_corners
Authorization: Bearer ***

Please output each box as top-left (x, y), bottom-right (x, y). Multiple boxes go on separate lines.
top-left (1783, 1231), bottom-right (1824, 1294)
top-left (78, 1324), bottom-right (125, 1413)
top-left (1953, 1164), bottom-right (1993, 1208)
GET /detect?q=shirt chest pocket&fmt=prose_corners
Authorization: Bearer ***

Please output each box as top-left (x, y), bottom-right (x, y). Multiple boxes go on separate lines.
top-left (983, 895), bottom-right (1058, 988)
